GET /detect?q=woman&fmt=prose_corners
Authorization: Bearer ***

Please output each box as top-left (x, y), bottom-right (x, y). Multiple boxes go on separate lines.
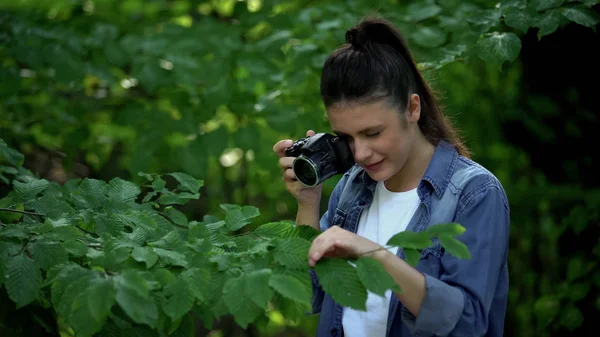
top-left (273, 17), bottom-right (510, 337)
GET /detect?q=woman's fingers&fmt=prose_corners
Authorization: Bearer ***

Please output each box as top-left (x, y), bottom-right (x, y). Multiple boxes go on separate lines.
top-left (279, 157), bottom-right (294, 170)
top-left (273, 139), bottom-right (293, 157)
top-left (309, 235), bottom-right (337, 267)
top-left (284, 168), bottom-right (296, 181)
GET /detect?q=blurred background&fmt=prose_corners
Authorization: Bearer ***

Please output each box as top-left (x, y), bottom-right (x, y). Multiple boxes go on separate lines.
top-left (0, 0), bottom-right (598, 336)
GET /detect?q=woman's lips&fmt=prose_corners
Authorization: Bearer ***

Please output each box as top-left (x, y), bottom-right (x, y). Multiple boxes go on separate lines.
top-left (364, 160), bottom-right (383, 172)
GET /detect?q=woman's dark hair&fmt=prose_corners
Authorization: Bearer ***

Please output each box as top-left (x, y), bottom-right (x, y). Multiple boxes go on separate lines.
top-left (320, 17), bottom-right (470, 158)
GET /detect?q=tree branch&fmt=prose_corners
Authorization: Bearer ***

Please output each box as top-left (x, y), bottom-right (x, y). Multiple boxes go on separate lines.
top-left (0, 208), bottom-right (45, 217)
top-left (76, 225), bottom-right (96, 236)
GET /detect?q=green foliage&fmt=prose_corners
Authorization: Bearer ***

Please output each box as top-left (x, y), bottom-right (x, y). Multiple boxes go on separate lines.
top-left (0, 0), bottom-right (598, 336)
top-left (0, 140), bottom-right (469, 335)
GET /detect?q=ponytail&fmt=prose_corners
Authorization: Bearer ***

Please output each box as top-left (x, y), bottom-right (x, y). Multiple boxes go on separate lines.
top-left (321, 17), bottom-right (471, 158)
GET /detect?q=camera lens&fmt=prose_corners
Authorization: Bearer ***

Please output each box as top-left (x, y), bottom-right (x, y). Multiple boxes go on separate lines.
top-left (293, 157), bottom-right (319, 187)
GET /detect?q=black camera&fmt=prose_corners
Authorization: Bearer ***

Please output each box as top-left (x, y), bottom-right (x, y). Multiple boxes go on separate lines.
top-left (285, 133), bottom-right (355, 187)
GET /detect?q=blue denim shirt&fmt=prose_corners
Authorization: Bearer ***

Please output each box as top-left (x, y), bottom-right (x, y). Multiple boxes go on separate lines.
top-left (310, 140), bottom-right (510, 337)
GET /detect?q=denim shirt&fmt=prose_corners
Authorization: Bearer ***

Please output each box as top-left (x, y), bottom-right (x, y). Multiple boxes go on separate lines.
top-left (310, 140), bottom-right (510, 337)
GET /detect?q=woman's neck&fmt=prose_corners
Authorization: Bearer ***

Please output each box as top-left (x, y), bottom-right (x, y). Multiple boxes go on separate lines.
top-left (384, 133), bottom-right (435, 193)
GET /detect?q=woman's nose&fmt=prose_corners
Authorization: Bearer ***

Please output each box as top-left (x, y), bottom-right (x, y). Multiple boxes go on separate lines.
top-left (352, 140), bottom-right (371, 163)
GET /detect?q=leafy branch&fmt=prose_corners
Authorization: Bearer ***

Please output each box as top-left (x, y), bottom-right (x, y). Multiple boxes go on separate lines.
top-left (0, 207), bottom-right (44, 217)
top-left (0, 138), bottom-right (473, 335)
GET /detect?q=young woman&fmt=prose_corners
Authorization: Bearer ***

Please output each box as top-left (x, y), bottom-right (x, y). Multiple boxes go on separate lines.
top-left (273, 17), bottom-right (510, 337)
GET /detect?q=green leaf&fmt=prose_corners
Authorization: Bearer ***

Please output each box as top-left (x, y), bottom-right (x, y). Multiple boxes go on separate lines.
top-left (76, 178), bottom-right (109, 208)
top-left (161, 278), bottom-right (195, 321)
top-left (355, 257), bottom-right (401, 296)
top-left (467, 9), bottom-right (503, 34)
top-left (13, 178), bottom-right (49, 201)
top-left (0, 251), bottom-right (6, 286)
top-left (411, 26), bottom-right (447, 48)
top-left (246, 269), bottom-right (274, 310)
top-left (0, 197), bottom-right (23, 222)
top-left (559, 305), bottom-right (584, 331)
top-left (157, 191), bottom-right (201, 205)
top-left (6, 254), bottom-right (42, 308)
top-left (424, 223), bottom-right (466, 237)
top-left (224, 206), bottom-right (260, 231)
top-left (476, 32), bottom-right (521, 69)
top-left (68, 278), bottom-right (115, 337)
top-left (534, 9), bottom-right (563, 37)
top-left (151, 176), bottom-right (166, 191)
top-left (27, 195), bottom-right (73, 220)
top-left (0, 226), bottom-right (29, 239)
top-left (64, 240), bottom-right (89, 256)
top-left (209, 254), bottom-right (234, 271)
top-left (241, 206), bottom-right (260, 219)
top-left (403, 248), bottom-right (421, 267)
top-left (0, 139), bottom-right (24, 166)
top-left (534, 295), bottom-right (560, 326)
top-left (562, 5), bottom-right (600, 28)
top-left (406, 1), bottom-right (443, 22)
top-left (108, 178), bottom-right (141, 203)
top-left (169, 311), bottom-right (195, 337)
top-left (168, 172), bottom-right (204, 193)
top-left (148, 231), bottom-right (181, 249)
top-left (154, 248), bottom-right (189, 267)
top-left (314, 258), bottom-right (367, 311)
top-left (87, 278), bottom-right (116, 322)
top-left (164, 206), bottom-right (189, 227)
top-left (581, 0), bottom-right (599, 6)
top-left (269, 274), bottom-right (311, 307)
top-left (387, 231), bottom-right (432, 249)
top-left (276, 268), bottom-right (312, 292)
top-left (503, 7), bottom-right (535, 33)
top-left (254, 221), bottom-right (297, 239)
top-left (181, 267), bottom-right (211, 303)
top-left (131, 246), bottom-right (158, 268)
top-left (438, 235), bottom-right (471, 259)
top-left (114, 269), bottom-right (158, 327)
top-left (189, 221), bottom-right (210, 240)
top-left (220, 204), bottom-right (241, 212)
top-left (29, 240), bottom-right (68, 270)
top-left (566, 257), bottom-right (595, 281)
top-left (224, 210), bottom-right (249, 231)
top-left (295, 225), bottom-right (321, 241)
top-left (222, 274), bottom-right (263, 329)
top-left (531, 0), bottom-right (565, 11)
top-left (273, 237), bottom-right (310, 270)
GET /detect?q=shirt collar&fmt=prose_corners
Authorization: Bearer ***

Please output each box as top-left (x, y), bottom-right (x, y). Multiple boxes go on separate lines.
top-left (421, 140), bottom-right (458, 198)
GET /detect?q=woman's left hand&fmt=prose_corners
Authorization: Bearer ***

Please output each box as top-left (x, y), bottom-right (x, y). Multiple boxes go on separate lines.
top-left (308, 225), bottom-right (384, 267)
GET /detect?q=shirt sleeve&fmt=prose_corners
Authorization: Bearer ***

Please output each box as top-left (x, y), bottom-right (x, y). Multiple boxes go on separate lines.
top-left (401, 181), bottom-right (510, 336)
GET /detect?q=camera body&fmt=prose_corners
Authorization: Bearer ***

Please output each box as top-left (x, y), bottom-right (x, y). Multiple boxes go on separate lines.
top-left (285, 133), bottom-right (355, 187)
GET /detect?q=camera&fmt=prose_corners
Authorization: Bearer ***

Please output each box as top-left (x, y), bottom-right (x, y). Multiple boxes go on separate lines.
top-left (285, 133), bottom-right (355, 187)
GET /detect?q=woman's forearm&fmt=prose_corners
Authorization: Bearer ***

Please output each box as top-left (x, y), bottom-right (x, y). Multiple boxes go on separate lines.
top-left (296, 203), bottom-right (321, 231)
top-left (372, 249), bottom-right (426, 317)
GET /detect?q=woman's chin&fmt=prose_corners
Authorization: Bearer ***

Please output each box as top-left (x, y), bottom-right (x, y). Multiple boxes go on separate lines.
top-left (365, 166), bottom-right (391, 182)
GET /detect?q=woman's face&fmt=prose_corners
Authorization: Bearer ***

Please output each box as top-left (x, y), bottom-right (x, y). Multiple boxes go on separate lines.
top-left (327, 98), bottom-right (419, 182)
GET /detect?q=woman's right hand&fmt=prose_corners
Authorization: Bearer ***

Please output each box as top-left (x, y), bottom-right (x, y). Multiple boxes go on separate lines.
top-left (273, 129), bottom-right (323, 206)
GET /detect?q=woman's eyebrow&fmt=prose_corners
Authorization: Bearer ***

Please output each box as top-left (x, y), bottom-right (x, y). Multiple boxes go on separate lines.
top-left (333, 125), bottom-right (384, 136)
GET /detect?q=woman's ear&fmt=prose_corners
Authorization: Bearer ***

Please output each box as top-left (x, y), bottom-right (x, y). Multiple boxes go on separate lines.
top-left (406, 94), bottom-right (421, 123)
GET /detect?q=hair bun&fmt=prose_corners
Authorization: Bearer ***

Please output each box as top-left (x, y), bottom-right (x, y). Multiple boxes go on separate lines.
top-left (345, 28), bottom-right (368, 49)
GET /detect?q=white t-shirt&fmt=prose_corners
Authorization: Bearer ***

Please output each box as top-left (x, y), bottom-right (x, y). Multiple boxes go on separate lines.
top-left (342, 180), bottom-right (420, 337)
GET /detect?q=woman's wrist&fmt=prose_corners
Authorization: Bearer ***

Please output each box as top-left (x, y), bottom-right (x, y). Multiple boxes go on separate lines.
top-left (370, 246), bottom-right (394, 263)
top-left (297, 201), bottom-right (320, 211)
